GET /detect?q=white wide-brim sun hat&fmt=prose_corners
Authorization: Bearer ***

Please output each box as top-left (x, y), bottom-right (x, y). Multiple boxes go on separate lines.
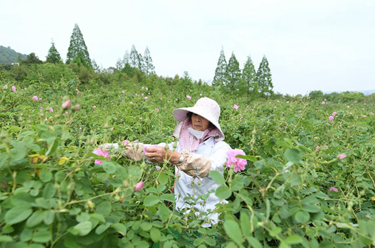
top-left (173, 97), bottom-right (225, 140)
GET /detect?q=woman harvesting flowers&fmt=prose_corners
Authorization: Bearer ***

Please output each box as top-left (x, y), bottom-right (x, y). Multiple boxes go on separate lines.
top-left (103, 97), bottom-right (246, 226)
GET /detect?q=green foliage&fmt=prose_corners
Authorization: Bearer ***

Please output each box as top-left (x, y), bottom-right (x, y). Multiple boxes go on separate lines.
top-left (241, 55), bottom-right (257, 98)
top-left (213, 47), bottom-right (228, 87)
top-left (1, 67), bottom-right (375, 247)
top-left (226, 52), bottom-right (241, 92)
top-left (255, 56), bottom-right (273, 96)
top-left (46, 41), bottom-right (62, 64)
top-left (20, 53), bottom-right (43, 66)
top-left (143, 47), bottom-right (155, 76)
top-left (0, 45), bottom-right (27, 64)
top-left (66, 24), bottom-right (92, 67)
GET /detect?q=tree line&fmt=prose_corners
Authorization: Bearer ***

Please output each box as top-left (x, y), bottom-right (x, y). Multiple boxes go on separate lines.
top-left (213, 48), bottom-right (273, 97)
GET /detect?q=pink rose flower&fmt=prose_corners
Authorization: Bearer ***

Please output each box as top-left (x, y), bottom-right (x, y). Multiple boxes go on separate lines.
top-left (226, 149), bottom-right (247, 172)
top-left (286, 101), bottom-right (289, 104)
top-left (122, 90), bottom-right (125, 94)
top-left (39, 98), bottom-right (42, 101)
top-left (155, 108), bottom-right (159, 112)
top-left (33, 96), bottom-right (38, 101)
top-left (332, 112), bottom-right (337, 116)
top-left (49, 108), bottom-right (53, 113)
top-left (155, 166), bottom-right (161, 170)
top-left (130, 102), bottom-right (133, 105)
top-left (12, 86), bottom-right (16, 92)
top-left (135, 181), bottom-right (144, 191)
top-left (329, 116), bottom-right (334, 121)
top-left (93, 105), bottom-right (96, 109)
top-left (62, 100), bottom-right (71, 109)
top-left (329, 187), bottom-right (338, 192)
top-left (338, 154), bottom-right (346, 159)
top-left (93, 149), bottom-right (110, 164)
top-left (316, 146), bottom-right (320, 151)
top-left (322, 101), bottom-right (325, 105)
top-left (186, 95), bottom-right (191, 99)
top-left (233, 104), bottom-right (239, 110)
top-left (144, 97), bottom-right (148, 100)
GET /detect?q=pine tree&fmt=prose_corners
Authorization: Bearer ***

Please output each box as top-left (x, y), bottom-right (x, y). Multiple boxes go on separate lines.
top-left (241, 56), bottom-right (256, 94)
top-left (226, 52), bottom-right (241, 91)
top-left (66, 24), bottom-right (91, 67)
top-left (213, 48), bottom-right (227, 86)
top-left (255, 56), bottom-right (273, 96)
top-left (46, 41), bottom-right (62, 63)
top-left (143, 47), bottom-right (155, 76)
top-left (116, 58), bottom-right (124, 70)
top-left (129, 45), bottom-right (140, 69)
top-left (138, 53), bottom-right (144, 72)
top-left (122, 50), bottom-right (130, 66)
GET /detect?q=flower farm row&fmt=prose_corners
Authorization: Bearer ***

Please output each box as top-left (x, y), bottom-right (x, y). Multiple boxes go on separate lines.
top-left (0, 80), bottom-right (375, 248)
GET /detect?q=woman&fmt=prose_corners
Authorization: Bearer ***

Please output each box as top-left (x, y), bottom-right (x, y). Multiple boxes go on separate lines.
top-left (125, 97), bottom-right (231, 225)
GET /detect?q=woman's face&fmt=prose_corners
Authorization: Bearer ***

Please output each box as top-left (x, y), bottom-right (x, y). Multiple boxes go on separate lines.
top-left (191, 113), bottom-right (210, 131)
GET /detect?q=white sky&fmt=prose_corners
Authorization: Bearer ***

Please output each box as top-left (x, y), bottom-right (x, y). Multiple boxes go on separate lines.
top-left (1, 0), bottom-right (374, 95)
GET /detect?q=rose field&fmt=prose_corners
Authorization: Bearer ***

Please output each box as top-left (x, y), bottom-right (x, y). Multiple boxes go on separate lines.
top-left (1, 76), bottom-right (375, 248)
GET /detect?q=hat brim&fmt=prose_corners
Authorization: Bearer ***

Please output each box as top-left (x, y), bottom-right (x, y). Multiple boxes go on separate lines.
top-left (173, 107), bottom-right (225, 140)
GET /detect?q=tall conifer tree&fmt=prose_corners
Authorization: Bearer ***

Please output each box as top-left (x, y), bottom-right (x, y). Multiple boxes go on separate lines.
top-left (241, 56), bottom-right (256, 93)
top-left (130, 45), bottom-right (141, 69)
top-left (226, 52), bottom-right (241, 91)
top-left (66, 24), bottom-right (91, 67)
top-left (256, 56), bottom-right (273, 96)
top-left (122, 50), bottom-right (130, 66)
top-left (46, 41), bottom-right (62, 63)
top-left (143, 47), bottom-right (155, 76)
top-left (213, 48), bottom-right (228, 86)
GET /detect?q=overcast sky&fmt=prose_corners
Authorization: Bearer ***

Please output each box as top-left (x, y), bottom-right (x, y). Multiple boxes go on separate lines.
top-left (1, 0), bottom-right (374, 95)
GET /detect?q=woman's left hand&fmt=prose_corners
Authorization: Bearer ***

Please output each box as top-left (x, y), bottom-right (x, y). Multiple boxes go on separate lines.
top-left (144, 146), bottom-right (167, 163)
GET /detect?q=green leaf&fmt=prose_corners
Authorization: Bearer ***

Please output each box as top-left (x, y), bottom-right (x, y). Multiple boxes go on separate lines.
top-left (269, 227), bottom-right (282, 237)
top-left (150, 227), bottom-right (161, 242)
top-left (160, 194), bottom-right (175, 202)
top-left (284, 149), bottom-right (302, 163)
top-left (39, 170), bottom-right (52, 182)
top-left (90, 213), bottom-right (105, 223)
top-left (284, 235), bottom-right (303, 245)
top-left (102, 161), bottom-right (116, 174)
top-left (96, 201), bottom-right (111, 217)
top-left (26, 210), bottom-right (44, 228)
top-left (112, 223), bottom-right (127, 236)
top-left (247, 236), bottom-right (262, 248)
top-left (231, 175), bottom-right (244, 191)
top-left (158, 172), bottom-right (168, 184)
top-left (158, 203), bottom-right (170, 223)
top-left (236, 154), bottom-right (257, 162)
top-left (0, 235), bottom-right (13, 242)
top-left (33, 230), bottom-right (52, 243)
top-left (71, 221), bottom-right (92, 236)
top-left (294, 211), bottom-right (310, 223)
top-left (240, 211), bottom-right (251, 237)
top-left (46, 139), bottom-right (59, 156)
top-left (43, 183), bottom-right (56, 199)
top-left (140, 222), bottom-right (152, 231)
top-left (96, 223), bottom-right (111, 235)
top-left (0, 153), bottom-right (9, 168)
top-left (215, 185), bottom-right (232, 199)
top-left (209, 171), bottom-right (225, 184)
top-left (224, 220), bottom-right (243, 246)
top-left (302, 204), bottom-right (321, 213)
top-left (43, 210), bottom-right (54, 225)
top-left (144, 195), bottom-right (160, 207)
top-left (5, 206), bottom-right (32, 225)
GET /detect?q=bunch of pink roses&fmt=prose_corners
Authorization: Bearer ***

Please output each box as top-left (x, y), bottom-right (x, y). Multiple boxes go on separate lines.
top-left (226, 149), bottom-right (247, 172)
top-left (93, 149), bottom-right (110, 164)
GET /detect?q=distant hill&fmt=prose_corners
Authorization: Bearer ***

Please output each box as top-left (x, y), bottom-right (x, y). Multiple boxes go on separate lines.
top-left (0, 45), bottom-right (27, 64)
